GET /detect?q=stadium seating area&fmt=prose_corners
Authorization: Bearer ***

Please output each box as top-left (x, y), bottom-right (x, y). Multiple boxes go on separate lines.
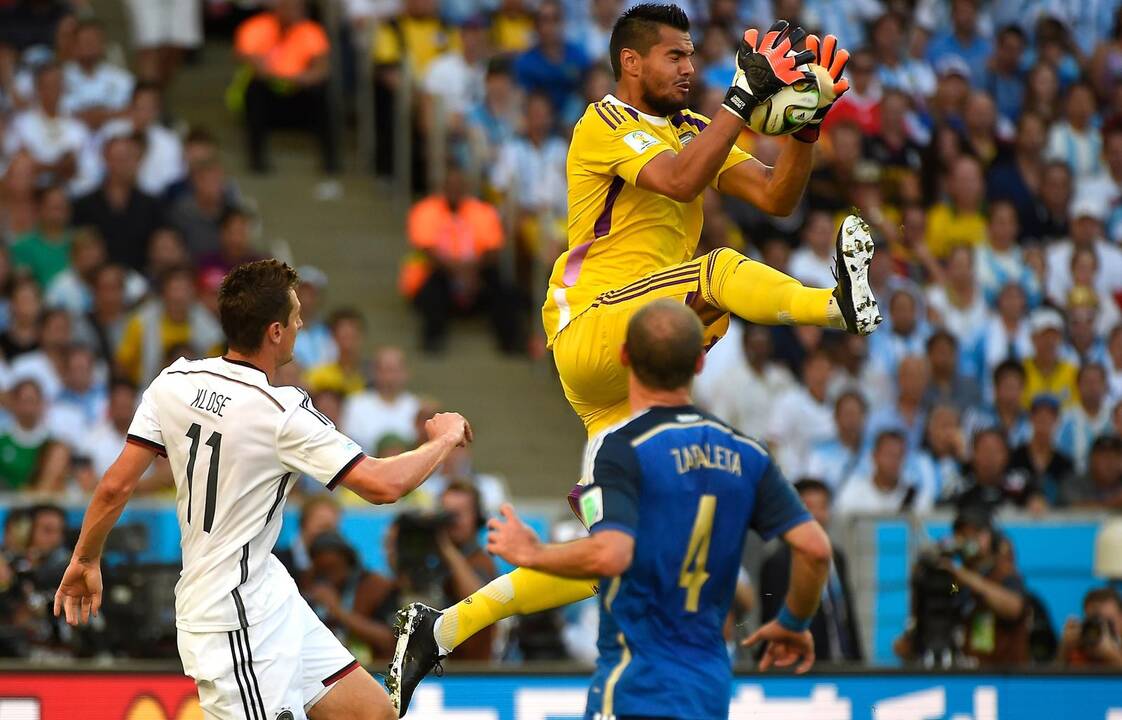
top-left (0, 0), bottom-right (1120, 673)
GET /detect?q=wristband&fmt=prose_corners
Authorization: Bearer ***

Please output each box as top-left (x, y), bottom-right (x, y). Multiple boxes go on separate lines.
top-left (777, 603), bottom-right (812, 632)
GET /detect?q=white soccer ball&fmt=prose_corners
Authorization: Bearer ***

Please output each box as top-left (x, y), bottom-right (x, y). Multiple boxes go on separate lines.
top-left (747, 72), bottom-right (821, 136)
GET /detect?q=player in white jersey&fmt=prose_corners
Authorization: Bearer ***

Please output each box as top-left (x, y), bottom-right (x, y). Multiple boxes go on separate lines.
top-left (53, 260), bottom-right (472, 720)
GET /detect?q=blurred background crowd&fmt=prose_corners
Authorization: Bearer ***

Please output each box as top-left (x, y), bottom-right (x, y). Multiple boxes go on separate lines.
top-left (0, 0), bottom-right (1121, 674)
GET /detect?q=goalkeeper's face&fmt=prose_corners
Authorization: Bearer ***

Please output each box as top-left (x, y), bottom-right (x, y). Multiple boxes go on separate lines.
top-left (639, 27), bottom-right (695, 116)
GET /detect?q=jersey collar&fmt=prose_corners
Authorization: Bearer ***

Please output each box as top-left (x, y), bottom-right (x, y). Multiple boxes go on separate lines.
top-left (602, 94), bottom-right (669, 126)
top-left (222, 356), bottom-right (270, 380)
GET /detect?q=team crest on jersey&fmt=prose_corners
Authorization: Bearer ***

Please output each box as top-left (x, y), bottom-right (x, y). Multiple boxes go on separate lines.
top-left (622, 130), bottom-right (658, 154)
top-left (277, 709), bottom-right (295, 720)
top-left (679, 130), bottom-right (696, 146)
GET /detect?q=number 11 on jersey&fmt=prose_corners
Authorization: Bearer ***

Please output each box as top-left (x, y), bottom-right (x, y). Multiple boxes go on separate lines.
top-left (185, 423), bottom-right (223, 533)
top-left (679, 494), bottom-right (716, 612)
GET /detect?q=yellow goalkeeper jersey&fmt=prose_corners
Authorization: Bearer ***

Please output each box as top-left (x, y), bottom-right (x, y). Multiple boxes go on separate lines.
top-left (542, 94), bottom-right (753, 345)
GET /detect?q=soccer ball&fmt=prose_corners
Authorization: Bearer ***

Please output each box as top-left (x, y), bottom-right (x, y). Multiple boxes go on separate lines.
top-left (747, 64), bottom-right (829, 136)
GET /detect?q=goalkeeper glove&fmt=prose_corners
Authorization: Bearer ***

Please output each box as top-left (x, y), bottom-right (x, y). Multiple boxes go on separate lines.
top-left (723, 20), bottom-right (816, 121)
top-left (791, 33), bottom-right (850, 143)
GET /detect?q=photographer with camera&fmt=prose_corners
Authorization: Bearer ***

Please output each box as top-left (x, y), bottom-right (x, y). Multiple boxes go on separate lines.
top-left (895, 507), bottom-right (1031, 668)
top-left (1059, 587), bottom-right (1122, 669)
top-left (6, 505), bottom-right (72, 657)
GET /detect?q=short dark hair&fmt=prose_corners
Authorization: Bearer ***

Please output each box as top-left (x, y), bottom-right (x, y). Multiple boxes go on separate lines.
top-left (327, 306), bottom-right (365, 331)
top-left (609, 3), bottom-right (690, 80)
top-left (993, 358), bottom-right (1026, 386)
top-left (1083, 586), bottom-right (1122, 613)
top-left (218, 259), bottom-right (299, 353)
top-left (131, 80), bottom-right (162, 103)
top-left (625, 298), bottom-right (703, 391)
top-left (109, 377), bottom-right (138, 396)
top-left (874, 429), bottom-right (906, 450)
top-left (997, 23), bottom-right (1026, 43)
top-left (973, 427), bottom-right (1009, 450)
top-left (835, 389), bottom-right (868, 414)
top-left (794, 478), bottom-right (832, 500)
top-left (30, 503), bottom-right (66, 529)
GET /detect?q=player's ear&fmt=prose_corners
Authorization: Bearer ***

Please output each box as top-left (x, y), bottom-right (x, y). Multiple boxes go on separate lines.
top-left (694, 351), bottom-right (705, 377)
top-left (620, 343), bottom-right (631, 367)
top-left (620, 47), bottom-right (641, 77)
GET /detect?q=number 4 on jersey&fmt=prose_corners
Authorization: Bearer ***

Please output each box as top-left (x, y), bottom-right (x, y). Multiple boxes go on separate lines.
top-left (679, 494), bottom-right (716, 612)
top-left (185, 423), bottom-right (223, 533)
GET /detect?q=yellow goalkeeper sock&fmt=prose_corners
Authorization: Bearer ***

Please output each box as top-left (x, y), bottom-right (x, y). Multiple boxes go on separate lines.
top-left (434, 568), bottom-right (598, 652)
top-left (700, 248), bottom-right (846, 330)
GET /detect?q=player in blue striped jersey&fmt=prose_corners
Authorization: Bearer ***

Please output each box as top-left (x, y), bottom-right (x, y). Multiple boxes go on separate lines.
top-left (487, 299), bottom-right (832, 720)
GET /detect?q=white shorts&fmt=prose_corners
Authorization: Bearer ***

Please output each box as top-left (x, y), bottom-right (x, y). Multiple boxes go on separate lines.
top-left (125, 0), bottom-right (202, 48)
top-left (177, 591), bottom-right (358, 720)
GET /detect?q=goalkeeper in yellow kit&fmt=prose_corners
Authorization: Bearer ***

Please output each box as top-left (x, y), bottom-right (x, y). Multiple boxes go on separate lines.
top-left (389, 7), bottom-right (879, 714)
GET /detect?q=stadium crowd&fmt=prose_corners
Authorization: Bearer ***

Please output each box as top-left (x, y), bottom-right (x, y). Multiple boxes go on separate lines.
top-left (0, 0), bottom-right (1120, 670)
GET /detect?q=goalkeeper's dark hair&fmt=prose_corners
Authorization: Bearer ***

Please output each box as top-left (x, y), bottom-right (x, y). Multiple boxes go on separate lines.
top-left (218, 259), bottom-right (300, 353)
top-left (609, 3), bottom-right (690, 80)
top-left (624, 298), bottom-right (703, 391)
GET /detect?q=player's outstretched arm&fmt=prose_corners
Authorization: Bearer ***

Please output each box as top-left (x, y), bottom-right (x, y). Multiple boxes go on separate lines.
top-left (54, 442), bottom-right (156, 626)
top-left (716, 138), bottom-right (814, 217)
top-left (340, 412), bottom-right (472, 505)
top-left (486, 503), bottom-right (635, 578)
top-left (635, 110), bottom-right (747, 203)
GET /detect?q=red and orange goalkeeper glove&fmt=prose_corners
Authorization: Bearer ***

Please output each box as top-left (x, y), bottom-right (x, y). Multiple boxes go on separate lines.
top-left (722, 20), bottom-right (816, 121)
top-left (791, 33), bottom-right (850, 143)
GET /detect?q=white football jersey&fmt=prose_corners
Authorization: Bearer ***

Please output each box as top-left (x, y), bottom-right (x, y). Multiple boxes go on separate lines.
top-left (127, 356), bottom-right (365, 632)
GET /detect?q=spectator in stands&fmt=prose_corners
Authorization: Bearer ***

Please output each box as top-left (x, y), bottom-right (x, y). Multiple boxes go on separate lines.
top-left (1046, 83), bottom-right (1103, 181)
top-left (867, 355), bottom-right (929, 452)
top-left (434, 481), bottom-right (498, 660)
top-left (45, 345), bottom-right (105, 454)
top-left (168, 156), bottom-right (239, 260)
top-left (897, 508), bottom-right (1031, 667)
top-left (872, 12), bottom-right (935, 101)
top-left (695, 325), bottom-right (795, 441)
top-left (977, 283), bottom-right (1034, 392)
top-left (769, 350), bottom-right (835, 480)
top-left (0, 278), bottom-right (43, 360)
top-left (926, 156), bottom-right (988, 259)
top-left (196, 207), bottom-right (262, 281)
top-left (988, 113), bottom-right (1048, 236)
top-left (491, 91), bottom-right (568, 299)
top-left (808, 120), bottom-right (862, 212)
top-left (1022, 307), bottom-right (1080, 408)
top-left (760, 478), bottom-right (863, 663)
top-left (1060, 587), bottom-right (1122, 669)
top-left (305, 307), bottom-right (367, 395)
top-left (1031, 160), bottom-right (1074, 245)
top-left (1062, 435), bottom-right (1122, 509)
top-left (341, 346), bottom-right (420, 454)
top-left (72, 133), bottom-right (166, 273)
top-left (965, 359), bottom-right (1031, 447)
top-left (1059, 364), bottom-right (1115, 474)
top-left (836, 430), bottom-right (929, 514)
top-left (9, 308), bottom-right (70, 401)
top-left (491, 0), bottom-right (534, 54)
top-left (0, 379), bottom-right (68, 492)
top-left (145, 226), bottom-right (190, 284)
top-left (98, 82), bottom-right (186, 197)
top-left (924, 247), bottom-right (988, 348)
top-left (976, 201), bottom-right (1041, 306)
top-left (0, 153), bottom-right (38, 239)
top-left (276, 496), bottom-right (341, 584)
top-left (1081, 119), bottom-right (1122, 243)
top-left (925, 0), bottom-right (993, 87)
top-left (62, 19), bottom-right (134, 130)
top-left (76, 380), bottom-right (156, 491)
top-left (3, 62), bottom-right (89, 192)
top-left (235, 0), bottom-right (337, 175)
top-left (513, 0), bottom-right (590, 117)
top-left (961, 91), bottom-right (1006, 170)
top-left (421, 16), bottom-right (490, 141)
top-left (868, 288), bottom-right (929, 382)
top-left (466, 58), bottom-right (521, 171)
top-left (907, 403), bottom-right (967, 506)
top-left (788, 210), bottom-right (836, 289)
top-left (123, 0), bottom-right (202, 88)
top-left (985, 25), bottom-right (1027, 123)
top-left (10, 184), bottom-right (71, 288)
top-left (866, 90), bottom-right (923, 196)
top-left (115, 265), bottom-right (223, 386)
top-left (922, 330), bottom-right (981, 412)
top-left (407, 164), bottom-right (522, 354)
top-left (305, 531), bottom-right (397, 657)
top-left (291, 265), bottom-right (335, 370)
top-left (945, 428), bottom-right (1046, 513)
top-left (805, 391), bottom-right (871, 493)
top-left (73, 264), bottom-right (131, 364)
top-left (1010, 394), bottom-right (1074, 505)
top-left (1047, 194), bottom-right (1122, 309)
